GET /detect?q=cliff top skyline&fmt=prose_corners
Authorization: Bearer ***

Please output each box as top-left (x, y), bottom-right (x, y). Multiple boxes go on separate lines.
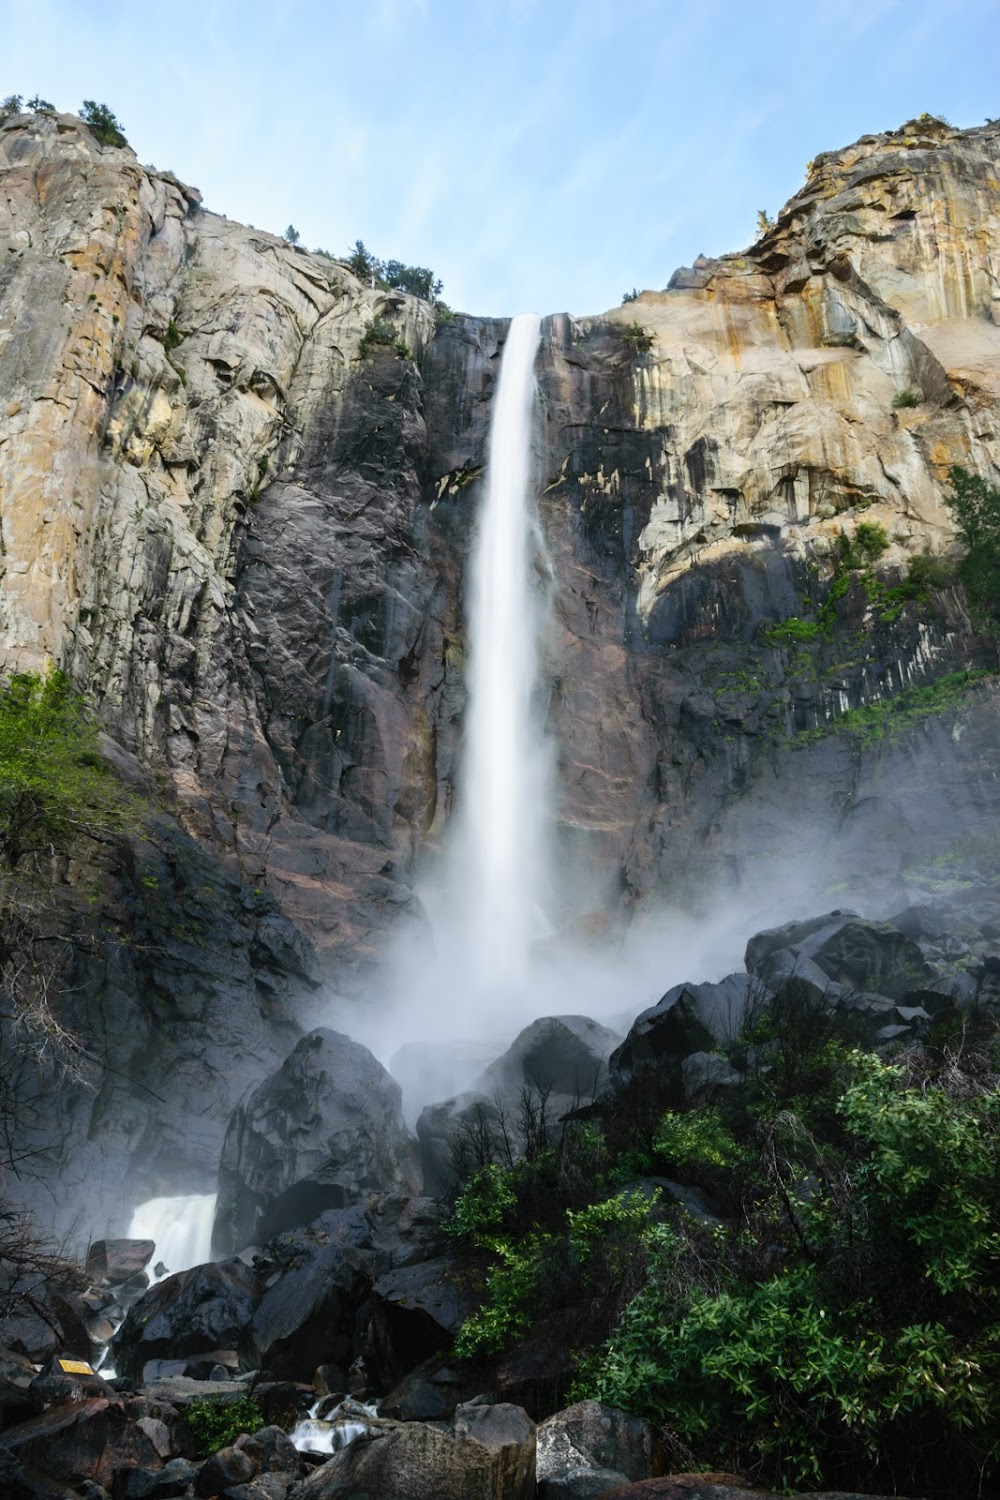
top-left (5, 0), bottom-right (999, 317)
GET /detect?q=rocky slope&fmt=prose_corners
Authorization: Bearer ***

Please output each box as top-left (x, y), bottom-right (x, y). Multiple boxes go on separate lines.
top-left (2, 108), bottom-right (1000, 1228)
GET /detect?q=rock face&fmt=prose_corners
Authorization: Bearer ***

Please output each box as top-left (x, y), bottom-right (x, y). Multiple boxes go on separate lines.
top-left (112, 1260), bottom-right (260, 1381)
top-left (4, 109), bottom-right (1000, 1227)
top-left (214, 1028), bottom-right (421, 1254)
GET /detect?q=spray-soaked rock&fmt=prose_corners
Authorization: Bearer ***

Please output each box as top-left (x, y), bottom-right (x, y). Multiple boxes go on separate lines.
top-left (213, 1029), bottom-right (421, 1255)
top-left (536, 1401), bottom-right (656, 1492)
top-left (112, 1261), bottom-right (260, 1381)
top-left (610, 975), bottom-right (757, 1076)
top-left (416, 1016), bottom-right (621, 1195)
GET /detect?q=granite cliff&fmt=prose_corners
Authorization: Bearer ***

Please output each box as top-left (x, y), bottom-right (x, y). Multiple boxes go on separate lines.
top-left (2, 107), bottom-right (1000, 1233)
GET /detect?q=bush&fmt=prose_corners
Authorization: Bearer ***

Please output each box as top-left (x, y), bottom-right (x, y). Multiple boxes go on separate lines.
top-left (0, 95), bottom-right (22, 123)
top-left (358, 316), bottom-right (409, 360)
top-left (0, 669), bottom-right (141, 868)
top-left (893, 388), bottom-right (920, 408)
top-left (580, 1049), bottom-right (1000, 1496)
top-left (619, 321), bottom-right (654, 355)
top-left (184, 1394), bottom-right (264, 1457)
top-left (345, 240), bottom-right (444, 303)
top-left (79, 100), bottom-right (127, 148)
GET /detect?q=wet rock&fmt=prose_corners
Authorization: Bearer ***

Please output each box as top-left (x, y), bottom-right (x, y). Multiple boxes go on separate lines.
top-left (85, 1241), bottom-right (156, 1285)
top-left (234, 1425), bottom-right (302, 1474)
top-left (239, 1241), bottom-right (367, 1381)
top-left (541, 1468), bottom-right (631, 1499)
top-left (381, 1357), bottom-right (478, 1422)
top-left (287, 1400), bottom-right (535, 1499)
top-left (113, 1263), bottom-right (260, 1382)
top-left (745, 914), bottom-right (932, 1001)
top-left (0, 1396), bottom-right (160, 1488)
top-left (417, 1017), bottom-right (621, 1194)
top-left (118, 1458), bottom-right (198, 1498)
top-left (367, 1256), bottom-right (476, 1388)
top-left (195, 1444), bottom-right (259, 1496)
top-left (611, 976), bottom-right (757, 1074)
top-left (214, 1029), bottom-right (421, 1255)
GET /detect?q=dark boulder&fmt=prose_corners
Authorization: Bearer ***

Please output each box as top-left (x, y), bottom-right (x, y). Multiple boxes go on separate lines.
top-left (367, 1256), bottom-right (477, 1389)
top-left (611, 975), bottom-right (757, 1075)
top-left (239, 1241), bottom-right (367, 1381)
top-left (381, 1357), bottom-right (478, 1422)
top-left (286, 1400), bottom-right (535, 1500)
top-left (195, 1443), bottom-right (258, 1496)
top-left (745, 913), bottom-right (932, 1001)
top-left (112, 1261), bottom-right (259, 1382)
top-left (214, 1029), bottom-right (421, 1255)
top-left (0, 1396), bottom-right (160, 1489)
top-left (417, 1017), bottom-right (621, 1195)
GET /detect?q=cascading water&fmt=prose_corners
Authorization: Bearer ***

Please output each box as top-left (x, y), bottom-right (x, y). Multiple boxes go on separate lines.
top-left (127, 1193), bottom-right (217, 1280)
top-left (450, 312), bottom-right (552, 996)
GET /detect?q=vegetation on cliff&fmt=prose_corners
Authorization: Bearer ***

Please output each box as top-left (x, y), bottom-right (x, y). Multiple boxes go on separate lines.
top-left (945, 465), bottom-right (1000, 636)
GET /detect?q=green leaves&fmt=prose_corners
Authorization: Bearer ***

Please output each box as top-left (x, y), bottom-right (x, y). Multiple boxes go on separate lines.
top-left (944, 465), bottom-right (1000, 634)
top-left (0, 669), bottom-right (142, 866)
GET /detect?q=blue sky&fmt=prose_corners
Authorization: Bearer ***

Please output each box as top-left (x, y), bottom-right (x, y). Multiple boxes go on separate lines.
top-left (5, 0), bottom-right (998, 316)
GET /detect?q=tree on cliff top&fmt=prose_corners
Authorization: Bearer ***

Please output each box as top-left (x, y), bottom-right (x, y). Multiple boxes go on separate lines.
top-left (79, 99), bottom-right (127, 148)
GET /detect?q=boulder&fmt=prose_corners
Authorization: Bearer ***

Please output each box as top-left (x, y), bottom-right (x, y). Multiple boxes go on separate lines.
top-left (745, 914), bottom-right (932, 1001)
top-left (381, 1357), bottom-right (478, 1422)
top-left (0, 1396), bottom-right (160, 1488)
top-left (367, 1256), bottom-right (477, 1388)
top-left (195, 1443), bottom-right (259, 1495)
top-left (417, 1017), bottom-right (621, 1194)
top-left (214, 1029), bottom-right (421, 1255)
top-left (112, 1261), bottom-right (259, 1381)
top-left (537, 1402), bottom-right (656, 1490)
top-left (287, 1401), bottom-right (536, 1500)
top-left (541, 1468), bottom-right (631, 1498)
top-left (84, 1240), bottom-right (156, 1284)
top-left (240, 1241), bottom-right (367, 1381)
top-left (611, 976), bottom-right (757, 1075)
top-left (118, 1458), bottom-right (200, 1498)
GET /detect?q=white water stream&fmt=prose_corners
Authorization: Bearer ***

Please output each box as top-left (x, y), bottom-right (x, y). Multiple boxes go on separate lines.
top-left (456, 312), bottom-right (550, 988)
top-left (126, 1192), bottom-right (217, 1280)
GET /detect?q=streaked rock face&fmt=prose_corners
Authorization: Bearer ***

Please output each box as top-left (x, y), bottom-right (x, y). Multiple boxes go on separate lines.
top-left (3, 109), bottom-right (1000, 1220)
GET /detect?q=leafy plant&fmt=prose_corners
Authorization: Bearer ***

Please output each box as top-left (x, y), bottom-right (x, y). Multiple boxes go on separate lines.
top-left (0, 95), bottom-right (23, 123)
top-left (163, 320), bottom-right (182, 352)
top-left (619, 321), bottom-right (654, 355)
top-left (756, 209), bottom-right (775, 233)
top-left (25, 96), bottom-right (54, 112)
top-left (183, 1394), bottom-right (264, 1457)
top-left (943, 464), bottom-right (1000, 634)
top-left (345, 239), bottom-right (443, 302)
top-left (0, 669), bottom-right (142, 867)
top-left (622, 288), bottom-right (639, 304)
top-left (358, 316), bottom-right (410, 360)
top-left (284, 224), bottom-right (300, 245)
top-left (79, 100), bottom-right (127, 148)
top-left (893, 388), bottom-right (920, 408)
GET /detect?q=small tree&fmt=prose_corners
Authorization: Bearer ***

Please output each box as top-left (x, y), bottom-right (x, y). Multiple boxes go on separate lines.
top-left (79, 100), bottom-right (127, 148)
top-left (25, 95), bottom-right (54, 112)
top-left (0, 95), bottom-right (22, 123)
top-left (284, 224), bottom-right (300, 245)
top-left (756, 208), bottom-right (775, 233)
top-left (944, 465), bottom-right (1000, 634)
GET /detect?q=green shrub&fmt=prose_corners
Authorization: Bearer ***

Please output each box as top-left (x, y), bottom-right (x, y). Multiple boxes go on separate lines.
top-left (0, 94), bottom-right (23, 123)
top-left (619, 321), bottom-right (654, 355)
top-left (164, 320), bottom-right (182, 352)
top-left (345, 240), bottom-right (443, 302)
top-left (183, 1395), bottom-right (265, 1457)
top-left (0, 669), bottom-right (142, 867)
top-left (853, 521), bottom-right (889, 561)
top-left (653, 1109), bottom-right (739, 1172)
top-left (893, 388), bottom-right (920, 408)
top-left (358, 316), bottom-right (409, 360)
top-left (79, 100), bottom-right (127, 148)
top-left (582, 1051), bottom-right (1000, 1495)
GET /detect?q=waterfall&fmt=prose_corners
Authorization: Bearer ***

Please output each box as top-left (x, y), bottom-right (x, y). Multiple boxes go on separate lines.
top-left (127, 1192), bottom-right (216, 1279)
top-left (453, 312), bottom-right (551, 993)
